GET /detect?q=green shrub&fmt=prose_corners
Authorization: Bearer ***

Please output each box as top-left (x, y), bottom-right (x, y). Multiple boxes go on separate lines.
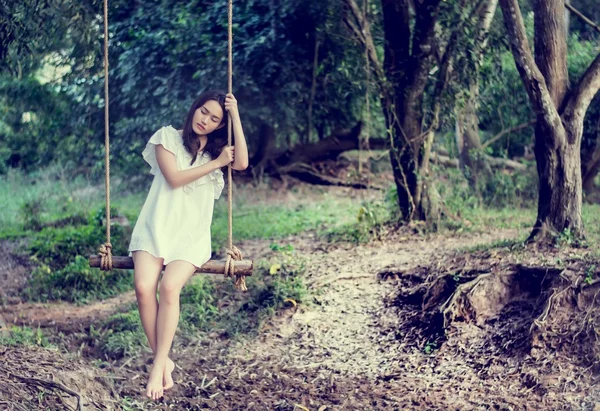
top-left (325, 191), bottom-right (394, 243)
top-left (23, 206), bottom-right (133, 302)
top-left (99, 310), bottom-right (147, 359)
top-left (0, 326), bottom-right (50, 347)
top-left (19, 198), bottom-right (45, 231)
top-left (25, 255), bottom-right (132, 302)
top-left (180, 278), bottom-right (219, 331)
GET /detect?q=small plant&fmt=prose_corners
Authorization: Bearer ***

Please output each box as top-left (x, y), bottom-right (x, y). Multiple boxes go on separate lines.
top-left (424, 340), bottom-right (437, 354)
top-left (98, 309), bottom-right (147, 359)
top-left (585, 264), bottom-right (597, 285)
top-left (326, 200), bottom-right (390, 244)
top-left (19, 198), bottom-right (45, 231)
top-left (557, 228), bottom-right (575, 247)
top-left (0, 326), bottom-right (50, 347)
top-left (180, 278), bottom-right (219, 331)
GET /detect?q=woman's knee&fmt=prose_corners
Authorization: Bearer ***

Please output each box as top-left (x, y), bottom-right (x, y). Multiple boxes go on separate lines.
top-left (132, 251), bottom-right (163, 300)
top-left (159, 279), bottom-right (182, 304)
top-left (135, 280), bottom-right (158, 301)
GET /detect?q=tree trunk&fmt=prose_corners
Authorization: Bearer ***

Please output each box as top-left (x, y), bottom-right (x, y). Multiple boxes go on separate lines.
top-left (455, 82), bottom-right (494, 194)
top-left (581, 107), bottom-right (600, 195)
top-left (250, 122), bottom-right (276, 182)
top-left (499, 0), bottom-right (600, 242)
top-left (388, 113), bottom-right (424, 220)
top-left (582, 151), bottom-right (600, 194)
top-left (381, 0), bottom-right (443, 223)
top-left (455, 0), bottom-right (497, 195)
top-left (530, 0), bottom-right (580, 240)
top-left (531, 121), bottom-right (583, 239)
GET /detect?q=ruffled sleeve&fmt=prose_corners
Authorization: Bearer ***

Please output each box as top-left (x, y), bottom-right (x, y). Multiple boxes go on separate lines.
top-left (181, 152), bottom-right (225, 200)
top-left (142, 126), bottom-right (182, 175)
top-left (211, 167), bottom-right (225, 200)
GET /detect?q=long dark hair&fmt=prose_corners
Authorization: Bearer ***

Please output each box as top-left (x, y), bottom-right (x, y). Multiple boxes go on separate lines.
top-left (181, 90), bottom-right (230, 165)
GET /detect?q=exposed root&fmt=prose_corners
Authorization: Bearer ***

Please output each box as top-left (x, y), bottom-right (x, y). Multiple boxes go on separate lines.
top-left (440, 273), bottom-right (493, 329)
top-left (530, 285), bottom-right (570, 332)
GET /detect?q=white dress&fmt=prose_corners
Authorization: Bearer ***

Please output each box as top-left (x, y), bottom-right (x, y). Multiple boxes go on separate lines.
top-left (128, 125), bottom-right (225, 268)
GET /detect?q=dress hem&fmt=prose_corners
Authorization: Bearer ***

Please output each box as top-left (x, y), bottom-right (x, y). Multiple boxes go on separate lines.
top-left (128, 248), bottom-right (211, 270)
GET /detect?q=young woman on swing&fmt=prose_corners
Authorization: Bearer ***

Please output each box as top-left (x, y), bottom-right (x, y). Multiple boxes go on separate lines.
top-left (128, 90), bottom-right (249, 400)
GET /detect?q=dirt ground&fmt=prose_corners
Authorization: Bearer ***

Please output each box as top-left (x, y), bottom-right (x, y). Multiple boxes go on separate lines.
top-left (1, 219), bottom-right (600, 409)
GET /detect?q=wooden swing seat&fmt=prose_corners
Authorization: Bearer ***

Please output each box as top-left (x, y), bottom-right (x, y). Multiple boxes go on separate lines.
top-left (89, 255), bottom-right (253, 276)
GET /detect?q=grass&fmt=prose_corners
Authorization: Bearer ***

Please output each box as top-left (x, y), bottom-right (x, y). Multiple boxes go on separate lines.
top-left (0, 325), bottom-right (53, 348)
top-left (6, 165), bottom-right (600, 354)
top-left (0, 167), bottom-right (360, 247)
top-left (0, 167), bottom-right (363, 305)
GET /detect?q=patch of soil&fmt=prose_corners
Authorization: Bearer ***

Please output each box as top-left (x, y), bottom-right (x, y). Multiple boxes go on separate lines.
top-left (0, 239), bottom-right (31, 302)
top-left (0, 345), bottom-right (117, 410)
top-left (0, 291), bottom-right (137, 331)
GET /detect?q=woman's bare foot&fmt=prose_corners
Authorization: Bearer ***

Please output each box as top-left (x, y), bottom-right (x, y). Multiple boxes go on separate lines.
top-left (163, 358), bottom-right (175, 390)
top-left (146, 363), bottom-right (165, 400)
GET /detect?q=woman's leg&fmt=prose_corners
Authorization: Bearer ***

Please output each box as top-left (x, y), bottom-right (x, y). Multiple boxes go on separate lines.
top-left (145, 260), bottom-right (196, 400)
top-left (132, 251), bottom-right (175, 389)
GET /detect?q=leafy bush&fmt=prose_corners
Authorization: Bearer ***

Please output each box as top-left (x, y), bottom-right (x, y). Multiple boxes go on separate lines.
top-left (180, 278), bottom-right (219, 331)
top-left (23, 206), bottom-right (133, 302)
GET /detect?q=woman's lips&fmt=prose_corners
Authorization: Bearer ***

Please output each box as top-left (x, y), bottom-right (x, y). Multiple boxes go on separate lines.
top-left (197, 123), bottom-right (205, 131)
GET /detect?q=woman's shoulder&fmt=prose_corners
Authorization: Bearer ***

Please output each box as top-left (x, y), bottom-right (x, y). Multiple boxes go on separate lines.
top-left (163, 125), bottom-right (183, 139)
top-left (153, 125), bottom-right (184, 145)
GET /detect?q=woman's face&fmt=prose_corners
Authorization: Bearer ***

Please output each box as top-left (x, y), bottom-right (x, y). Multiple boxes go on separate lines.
top-left (192, 99), bottom-right (224, 135)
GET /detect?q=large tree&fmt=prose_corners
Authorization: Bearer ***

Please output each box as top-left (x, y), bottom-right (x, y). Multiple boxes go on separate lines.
top-left (453, 0), bottom-right (498, 197)
top-left (499, 0), bottom-right (600, 241)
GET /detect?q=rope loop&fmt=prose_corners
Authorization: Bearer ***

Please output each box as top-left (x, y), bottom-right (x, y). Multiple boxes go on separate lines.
top-left (98, 242), bottom-right (113, 271)
top-left (224, 245), bottom-right (246, 291)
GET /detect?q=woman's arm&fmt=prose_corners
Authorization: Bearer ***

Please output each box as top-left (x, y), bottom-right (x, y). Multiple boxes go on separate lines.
top-left (156, 144), bottom-right (230, 189)
top-left (225, 93), bottom-right (249, 170)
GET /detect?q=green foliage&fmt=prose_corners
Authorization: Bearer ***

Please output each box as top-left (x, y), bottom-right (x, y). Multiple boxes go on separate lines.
top-left (325, 188), bottom-right (396, 243)
top-left (0, 0), bottom-right (96, 75)
top-left (0, 326), bottom-right (50, 347)
top-left (19, 198), bottom-right (44, 231)
top-left (25, 255), bottom-right (133, 303)
top-left (180, 279), bottom-right (219, 331)
top-left (0, 75), bottom-right (97, 173)
top-left (23, 205), bottom-right (133, 303)
top-left (585, 265), bottom-right (596, 285)
top-left (98, 310), bottom-right (147, 359)
top-left (435, 165), bottom-right (537, 214)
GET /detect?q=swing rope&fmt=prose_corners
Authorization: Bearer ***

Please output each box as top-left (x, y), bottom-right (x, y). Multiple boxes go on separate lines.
top-left (98, 0), bottom-right (113, 271)
top-left (97, 0), bottom-right (246, 291)
top-left (223, 0), bottom-right (246, 291)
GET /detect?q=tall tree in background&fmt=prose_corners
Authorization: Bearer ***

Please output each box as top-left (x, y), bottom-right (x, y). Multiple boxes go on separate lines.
top-left (499, 0), bottom-right (600, 241)
top-left (454, 0), bottom-right (498, 196)
top-left (344, 0), bottom-right (492, 223)
top-left (379, 0), bottom-right (444, 222)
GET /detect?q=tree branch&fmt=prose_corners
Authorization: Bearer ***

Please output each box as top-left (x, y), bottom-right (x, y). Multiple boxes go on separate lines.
top-left (566, 3), bottom-right (600, 34)
top-left (343, 0), bottom-right (385, 85)
top-left (481, 119), bottom-right (536, 149)
top-left (564, 53), bottom-right (600, 127)
top-left (498, 0), bottom-right (562, 131)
